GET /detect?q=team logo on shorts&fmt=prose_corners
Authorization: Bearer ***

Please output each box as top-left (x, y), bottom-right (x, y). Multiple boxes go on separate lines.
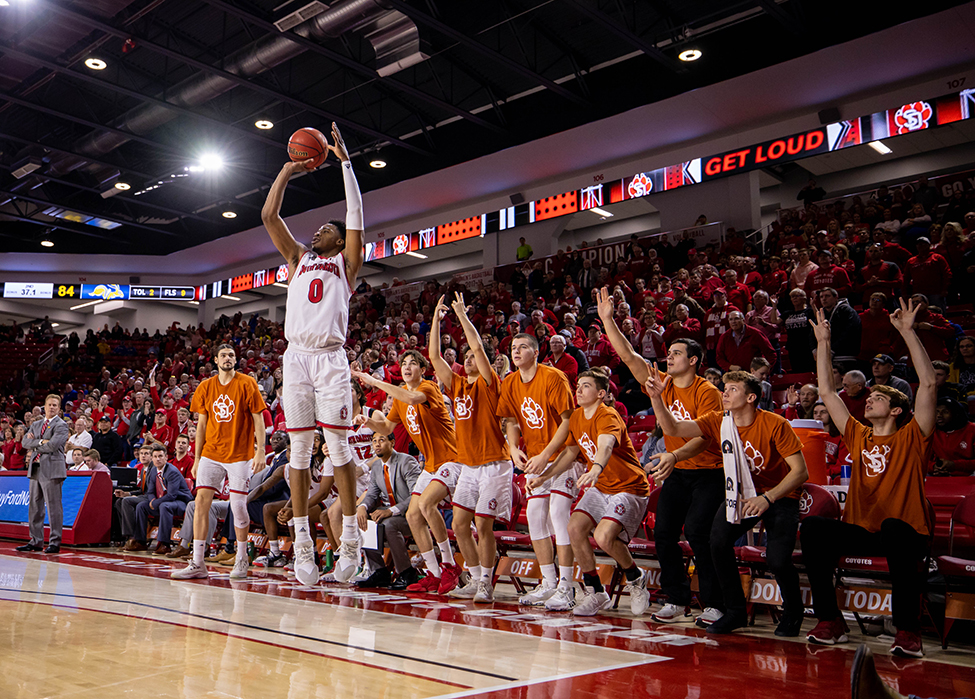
top-left (614, 503), bottom-right (626, 516)
top-left (340, 406), bottom-right (348, 421)
top-left (488, 498), bottom-right (497, 511)
top-left (440, 468), bottom-right (451, 479)
top-left (565, 477), bottom-right (575, 490)
top-left (520, 397), bottom-right (545, 429)
top-left (212, 394), bottom-right (236, 423)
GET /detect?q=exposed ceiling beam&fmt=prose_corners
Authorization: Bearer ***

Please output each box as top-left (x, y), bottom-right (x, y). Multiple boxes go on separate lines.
top-left (755, 0), bottom-right (803, 35)
top-left (200, 0), bottom-right (506, 135)
top-left (562, 0), bottom-right (683, 72)
top-left (36, 0), bottom-right (430, 156)
top-left (380, 0), bottom-right (588, 106)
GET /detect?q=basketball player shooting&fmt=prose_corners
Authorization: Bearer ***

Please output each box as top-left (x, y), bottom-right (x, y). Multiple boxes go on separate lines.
top-left (261, 123), bottom-right (364, 586)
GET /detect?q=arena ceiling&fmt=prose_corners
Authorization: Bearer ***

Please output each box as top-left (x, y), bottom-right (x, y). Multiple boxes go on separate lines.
top-left (0, 0), bottom-right (970, 256)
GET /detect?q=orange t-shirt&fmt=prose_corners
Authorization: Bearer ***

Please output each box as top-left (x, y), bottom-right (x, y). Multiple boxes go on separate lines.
top-left (191, 373), bottom-right (267, 463)
top-left (497, 364), bottom-right (574, 459)
top-left (643, 367), bottom-right (722, 470)
top-left (569, 403), bottom-right (651, 496)
top-left (695, 409), bottom-right (804, 499)
top-left (842, 417), bottom-right (932, 536)
top-left (448, 371), bottom-right (509, 467)
top-left (387, 380), bottom-right (458, 473)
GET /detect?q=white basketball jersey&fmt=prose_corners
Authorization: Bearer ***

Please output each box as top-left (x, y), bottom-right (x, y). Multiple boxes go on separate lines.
top-left (285, 250), bottom-right (352, 351)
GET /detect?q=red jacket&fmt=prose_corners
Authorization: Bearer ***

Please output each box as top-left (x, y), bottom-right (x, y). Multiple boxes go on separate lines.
top-left (544, 352), bottom-right (579, 388)
top-left (584, 336), bottom-right (620, 370)
top-left (932, 423), bottom-right (975, 476)
top-left (859, 261), bottom-right (903, 305)
top-left (839, 389), bottom-right (867, 424)
top-left (704, 304), bottom-right (739, 350)
top-left (904, 252), bottom-right (951, 296)
top-left (804, 265), bottom-right (852, 299)
top-left (715, 326), bottom-right (775, 371)
top-left (723, 282), bottom-right (752, 311)
top-left (914, 309), bottom-right (954, 361)
top-left (857, 309), bottom-right (904, 361)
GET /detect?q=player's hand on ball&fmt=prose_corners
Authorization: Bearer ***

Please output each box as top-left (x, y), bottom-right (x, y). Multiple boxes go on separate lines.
top-left (285, 158), bottom-right (316, 174)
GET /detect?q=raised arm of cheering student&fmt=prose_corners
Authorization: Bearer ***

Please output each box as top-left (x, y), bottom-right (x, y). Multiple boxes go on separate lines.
top-left (450, 293), bottom-right (496, 386)
top-left (428, 295), bottom-right (456, 390)
top-left (596, 286), bottom-right (651, 386)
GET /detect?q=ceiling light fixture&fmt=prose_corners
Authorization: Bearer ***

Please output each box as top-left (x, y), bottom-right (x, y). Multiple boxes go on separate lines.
top-left (589, 207), bottom-right (614, 218)
top-left (273, 282), bottom-right (289, 288)
top-left (51, 323), bottom-right (60, 328)
top-left (85, 57), bottom-right (108, 71)
top-left (114, 182), bottom-right (131, 191)
top-left (221, 210), bottom-right (237, 219)
top-left (255, 119), bottom-right (274, 130)
top-left (370, 159), bottom-right (387, 169)
top-left (678, 49), bottom-right (702, 62)
top-left (70, 300), bottom-right (102, 311)
top-left (198, 153), bottom-right (224, 171)
top-left (40, 239), bottom-right (54, 247)
top-left (868, 140), bottom-right (892, 155)
top-left (221, 294), bottom-right (241, 301)
top-left (187, 301), bottom-right (200, 306)
top-left (405, 251), bottom-right (427, 259)
top-left (0, 2), bottom-right (10, 7)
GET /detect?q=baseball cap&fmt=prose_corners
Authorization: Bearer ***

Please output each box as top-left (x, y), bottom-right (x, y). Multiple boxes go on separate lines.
top-left (673, 282), bottom-right (685, 291)
top-left (917, 236), bottom-right (931, 245)
top-left (871, 354), bottom-right (894, 366)
top-left (98, 415), bottom-right (111, 422)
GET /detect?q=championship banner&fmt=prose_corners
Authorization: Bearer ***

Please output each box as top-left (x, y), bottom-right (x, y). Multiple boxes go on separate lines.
top-left (382, 281), bottom-right (423, 305)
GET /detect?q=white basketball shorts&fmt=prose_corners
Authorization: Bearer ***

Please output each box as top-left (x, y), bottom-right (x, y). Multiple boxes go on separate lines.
top-left (197, 457), bottom-right (252, 495)
top-left (453, 461), bottom-right (513, 523)
top-left (573, 488), bottom-right (649, 543)
top-left (283, 347), bottom-right (352, 432)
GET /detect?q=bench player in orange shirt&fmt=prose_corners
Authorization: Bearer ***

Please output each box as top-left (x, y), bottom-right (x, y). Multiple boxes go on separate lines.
top-left (498, 334), bottom-right (581, 610)
top-left (596, 287), bottom-right (726, 626)
top-left (430, 293), bottom-right (511, 603)
top-left (528, 367), bottom-right (652, 617)
top-left (172, 344), bottom-right (267, 581)
top-left (354, 350), bottom-right (465, 594)
top-left (803, 299), bottom-right (936, 658)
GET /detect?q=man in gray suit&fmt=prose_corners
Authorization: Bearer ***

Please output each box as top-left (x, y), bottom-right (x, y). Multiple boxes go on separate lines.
top-left (355, 432), bottom-right (423, 589)
top-left (17, 394), bottom-right (69, 554)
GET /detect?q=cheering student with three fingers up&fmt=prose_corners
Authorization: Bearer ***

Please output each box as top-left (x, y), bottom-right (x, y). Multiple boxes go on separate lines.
top-left (801, 298), bottom-right (936, 659)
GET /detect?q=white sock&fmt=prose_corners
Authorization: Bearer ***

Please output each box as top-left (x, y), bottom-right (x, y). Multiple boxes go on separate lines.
top-left (421, 549), bottom-right (442, 578)
top-left (559, 565), bottom-right (574, 588)
top-left (480, 567), bottom-right (493, 583)
top-left (293, 516), bottom-right (312, 545)
top-left (236, 543), bottom-right (248, 562)
top-left (269, 540), bottom-right (280, 555)
top-left (192, 540), bottom-right (205, 566)
top-left (437, 539), bottom-right (454, 566)
top-left (342, 514), bottom-right (358, 543)
top-left (468, 565), bottom-right (482, 582)
top-left (540, 563), bottom-right (557, 586)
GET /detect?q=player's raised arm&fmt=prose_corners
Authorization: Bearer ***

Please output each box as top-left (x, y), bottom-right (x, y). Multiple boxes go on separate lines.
top-left (326, 123), bottom-right (364, 284)
top-left (596, 287), bottom-right (651, 385)
top-left (809, 307), bottom-right (851, 435)
top-left (890, 298), bottom-right (937, 436)
top-left (428, 296), bottom-right (455, 388)
top-left (262, 160), bottom-right (313, 270)
top-left (451, 293), bottom-right (495, 386)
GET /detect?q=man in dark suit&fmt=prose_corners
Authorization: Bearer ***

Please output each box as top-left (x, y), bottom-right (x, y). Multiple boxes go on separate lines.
top-left (17, 394), bottom-right (69, 554)
top-left (116, 443), bottom-right (192, 553)
top-left (355, 433), bottom-right (422, 589)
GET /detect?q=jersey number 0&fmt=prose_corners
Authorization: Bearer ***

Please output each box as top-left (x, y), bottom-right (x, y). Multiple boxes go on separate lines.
top-left (308, 278), bottom-right (324, 304)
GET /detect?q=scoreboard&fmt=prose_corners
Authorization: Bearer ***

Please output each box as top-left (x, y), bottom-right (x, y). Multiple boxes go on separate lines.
top-left (2, 282), bottom-right (195, 301)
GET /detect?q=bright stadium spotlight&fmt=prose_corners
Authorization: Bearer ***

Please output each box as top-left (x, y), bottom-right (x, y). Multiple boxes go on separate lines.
top-left (370, 159), bottom-right (387, 169)
top-left (221, 210), bottom-right (237, 219)
top-left (255, 119), bottom-right (274, 130)
top-left (85, 57), bottom-right (108, 70)
top-left (198, 152), bottom-right (224, 171)
top-left (41, 239), bottom-right (54, 247)
top-left (678, 49), bottom-right (702, 62)
top-left (114, 182), bottom-right (131, 191)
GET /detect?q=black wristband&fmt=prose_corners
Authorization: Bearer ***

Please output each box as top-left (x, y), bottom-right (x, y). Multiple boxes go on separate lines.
top-left (762, 493), bottom-right (773, 506)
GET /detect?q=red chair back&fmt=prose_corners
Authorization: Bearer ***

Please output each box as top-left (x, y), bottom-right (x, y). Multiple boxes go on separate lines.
top-left (949, 495), bottom-right (975, 555)
top-left (798, 483), bottom-right (841, 521)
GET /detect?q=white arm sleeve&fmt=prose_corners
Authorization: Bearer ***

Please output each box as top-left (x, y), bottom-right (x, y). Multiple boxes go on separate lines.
top-left (342, 160), bottom-right (363, 231)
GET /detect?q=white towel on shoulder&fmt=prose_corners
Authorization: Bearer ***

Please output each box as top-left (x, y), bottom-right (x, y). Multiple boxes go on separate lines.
top-left (720, 411), bottom-right (757, 524)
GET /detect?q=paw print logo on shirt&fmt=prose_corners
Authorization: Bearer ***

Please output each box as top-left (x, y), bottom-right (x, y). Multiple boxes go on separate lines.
top-left (405, 405), bottom-right (420, 434)
top-left (454, 395), bottom-right (473, 421)
top-left (521, 397), bottom-right (545, 430)
top-left (670, 399), bottom-right (692, 422)
top-left (213, 394), bottom-right (236, 423)
top-left (862, 445), bottom-right (891, 477)
top-left (743, 440), bottom-right (764, 474)
top-left (578, 432), bottom-right (597, 461)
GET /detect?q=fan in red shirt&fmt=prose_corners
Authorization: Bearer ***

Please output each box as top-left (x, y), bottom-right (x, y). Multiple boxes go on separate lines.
top-left (715, 311), bottom-right (776, 372)
top-left (721, 269), bottom-right (752, 311)
top-left (703, 289), bottom-right (739, 358)
top-left (584, 322), bottom-right (620, 371)
top-left (931, 398), bottom-right (975, 476)
top-left (542, 333), bottom-right (579, 388)
top-left (857, 293), bottom-right (904, 361)
top-left (903, 237), bottom-right (951, 307)
top-left (145, 410), bottom-right (175, 457)
top-left (907, 293), bottom-right (955, 362)
top-left (859, 243), bottom-right (904, 306)
top-left (762, 257), bottom-right (789, 296)
top-left (871, 229), bottom-right (911, 267)
top-left (91, 394), bottom-right (115, 426)
top-left (114, 396), bottom-right (135, 438)
top-left (804, 249), bottom-right (852, 300)
top-left (171, 433), bottom-right (195, 483)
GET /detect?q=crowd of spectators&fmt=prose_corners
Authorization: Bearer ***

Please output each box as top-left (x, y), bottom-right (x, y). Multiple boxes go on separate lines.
top-left (2, 175), bottom-right (975, 486)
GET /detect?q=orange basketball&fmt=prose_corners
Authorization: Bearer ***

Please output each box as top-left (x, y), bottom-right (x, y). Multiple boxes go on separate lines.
top-left (287, 127), bottom-right (328, 168)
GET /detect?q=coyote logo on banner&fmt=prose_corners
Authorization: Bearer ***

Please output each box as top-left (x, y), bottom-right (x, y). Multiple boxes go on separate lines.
top-left (213, 394), bottom-right (236, 423)
top-left (392, 234), bottom-right (409, 255)
top-left (862, 444), bottom-right (891, 477)
top-left (454, 395), bottom-right (473, 421)
top-left (405, 405), bottom-right (421, 434)
top-left (521, 397), bottom-right (545, 430)
top-left (578, 432), bottom-right (597, 461)
top-left (628, 173), bottom-right (654, 198)
top-left (893, 101), bottom-right (933, 134)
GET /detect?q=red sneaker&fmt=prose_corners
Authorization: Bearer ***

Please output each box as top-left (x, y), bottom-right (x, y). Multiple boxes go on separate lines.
top-left (891, 630), bottom-right (923, 658)
top-left (806, 618), bottom-right (849, 645)
top-left (406, 574), bottom-right (442, 593)
top-left (438, 563), bottom-right (462, 595)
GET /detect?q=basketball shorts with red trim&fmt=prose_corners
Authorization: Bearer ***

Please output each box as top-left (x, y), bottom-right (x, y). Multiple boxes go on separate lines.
top-left (526, 461), bottom-right (585, 500)
top-left (573, 488), bottom-right (648, 543)
top-left (197, 456), bottom-right (252, 494)
top-left (283, 347), bottom-right (352, 431)
top-left (412, 461), bottom-right (462, 501)
top-left (453, 461), bottom-right (513, 523)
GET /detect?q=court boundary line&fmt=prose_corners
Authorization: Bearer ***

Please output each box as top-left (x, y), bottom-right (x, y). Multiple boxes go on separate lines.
top-left (0, 597), bottom-right (471, 690)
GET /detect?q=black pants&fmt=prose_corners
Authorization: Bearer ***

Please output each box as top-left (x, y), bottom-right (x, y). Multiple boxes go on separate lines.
top-left (654, 468), bottom-right (725, 608)
top-left (711, 498), bottom-right (801, 616)
top-left (799, 516), bottom-right (929, 633)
